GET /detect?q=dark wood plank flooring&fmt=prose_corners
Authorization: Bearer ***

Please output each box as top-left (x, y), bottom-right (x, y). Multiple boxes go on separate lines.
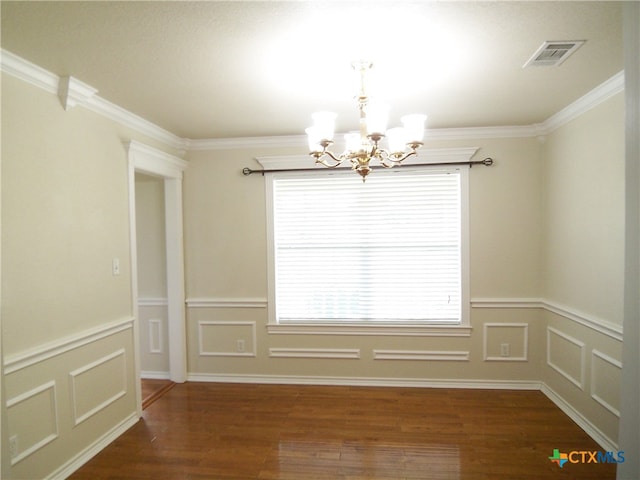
top-left (141, 379), bottom-right (175, 410)
top-left (70, 383), bottom-right (616, 479)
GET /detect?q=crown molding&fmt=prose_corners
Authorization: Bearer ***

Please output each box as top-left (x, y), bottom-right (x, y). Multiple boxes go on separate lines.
top-left (83, 96), bottom-right (188, 151)
top-left (189, 126), bottom-right (543, 151)
top-left (425, 124), bottom-right (544, 140)
top-left (2, 49), bottom-right (624, 152)
top-left (540, 70), bottom-right (625, 135)
top-left (58, 75), bottom-right (98, 111)
top-left (187, 135), bottom-right (305, 151)
top-left (188, 70), bottom-right (624, 150)
top-left (1, 49), bottom-right (188, 152)
top-left (1, 49), bottom-right (58, 94)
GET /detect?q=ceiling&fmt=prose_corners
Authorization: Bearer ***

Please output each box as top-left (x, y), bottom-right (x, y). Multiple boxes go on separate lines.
top-left (1, 1), bottom-right (623, 140)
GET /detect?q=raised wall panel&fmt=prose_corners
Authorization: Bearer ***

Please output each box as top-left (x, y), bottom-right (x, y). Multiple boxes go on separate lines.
top-left (138, 303), bottom-right (169, 374)
top-left (148, 319), bottom-right (163, 354)
top-left (547, 327), bottom-right (585, 390)
top-left (591, 350), bottom-right (622, 417)
top-left (372, 350), bottom-right (469, 361)
top-left (483, 323), bottom-right (529, 361)
top-left (269, 348), bottom-right (360, 359)
top-left (69, 349), bottom-right (127, 426)
top-left (6, 381), bottom-right (58, 465)
top-left (198, 321), bottom-right (257, 357)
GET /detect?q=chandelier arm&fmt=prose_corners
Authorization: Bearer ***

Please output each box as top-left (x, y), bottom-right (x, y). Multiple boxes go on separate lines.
top-left (396, 149), bottom-right (418, 163)
top-left (313, 150), bottom-right (343, 169)
top-left (379, 149), bottom-right (418, 168)
top-left (379, 160), bottom-right (396, 169)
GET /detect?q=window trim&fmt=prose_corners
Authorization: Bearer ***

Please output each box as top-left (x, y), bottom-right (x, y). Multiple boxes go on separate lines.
top-left (262, 149), bottom-right (474, 337)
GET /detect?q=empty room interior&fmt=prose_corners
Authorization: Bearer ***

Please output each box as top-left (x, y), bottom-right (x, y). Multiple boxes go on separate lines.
top-left (1, 1), bottom-right (639, 479)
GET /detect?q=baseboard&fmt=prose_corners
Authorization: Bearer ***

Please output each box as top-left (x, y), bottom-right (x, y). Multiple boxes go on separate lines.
top-left (141, 370), bottom-right (171, 380)
top-left (47, 412), bottom-right (139, 480)
top-left (187, 372), bottom-right (541, 390)
top-left (540, 383), bottom-right (618, 452)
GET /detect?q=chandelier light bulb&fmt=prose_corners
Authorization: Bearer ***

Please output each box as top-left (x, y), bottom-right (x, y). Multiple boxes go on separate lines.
top-left (344, 132), bottom-right (362, 153)
top-left (401, 114), bottom-right (427, 143)
top-left (305, 126), bottom-right (324, 153)
top-left (311, 111), bottom-right (337, 142)
top-left (386, 127), bottom-right (407, 155)
top-left (365, 101), bottom-right (389, 137)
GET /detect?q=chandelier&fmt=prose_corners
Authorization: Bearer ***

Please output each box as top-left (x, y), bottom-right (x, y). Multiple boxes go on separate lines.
top-left (305, 61), bottom-right (426, 181)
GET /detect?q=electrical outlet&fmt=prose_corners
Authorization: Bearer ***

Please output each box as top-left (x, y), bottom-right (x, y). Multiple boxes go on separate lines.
top-left (500, 343), bottom-right (510, 357)
top-left (236, 339), bottom-right (245, 353)
top-left (9, 435), bottom-right (18, 458)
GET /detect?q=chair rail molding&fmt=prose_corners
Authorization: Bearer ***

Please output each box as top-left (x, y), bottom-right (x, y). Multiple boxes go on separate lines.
top-left (470, 297), bottom-right (623, 341)
top-left (186, 297), bottom-right (268, 308)
top-left (3, 317), bottom-right (134, 375)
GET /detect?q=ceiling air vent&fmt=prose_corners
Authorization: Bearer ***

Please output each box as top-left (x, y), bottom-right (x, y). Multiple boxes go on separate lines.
top-left (523, 40), bottom-right (585, 67)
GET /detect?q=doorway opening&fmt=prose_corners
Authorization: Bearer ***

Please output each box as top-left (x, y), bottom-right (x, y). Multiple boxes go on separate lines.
top-left (127, 141), bottom-right (188, 416)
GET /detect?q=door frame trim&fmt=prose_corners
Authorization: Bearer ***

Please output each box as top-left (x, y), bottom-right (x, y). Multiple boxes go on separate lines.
top-left (126, 141), bottom-right (188, 415)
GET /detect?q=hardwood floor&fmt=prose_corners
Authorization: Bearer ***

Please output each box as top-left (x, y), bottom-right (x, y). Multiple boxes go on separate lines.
top-left (70, 383), bottom-right (616, 479)
top-left (141, 379), bottom-right (175, 410)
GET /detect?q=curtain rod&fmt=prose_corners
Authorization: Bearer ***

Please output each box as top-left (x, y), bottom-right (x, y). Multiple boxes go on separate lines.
top-left (242, 157), bottom-right (493, 176)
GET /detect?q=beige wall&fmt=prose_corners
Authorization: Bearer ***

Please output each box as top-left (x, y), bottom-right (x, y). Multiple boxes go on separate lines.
top-left (542, 93), bottom-right (625, 324)
top-left (184, 137), bottom-right (544, 299)
top-left (135, 173), bottom-right (167, 299)
top-left (540, 91), bottom-right (625, 448)
top-left (2, 76), bottom-right (132, 355)
top-left (0, 73), bottom-right (177, 479)
top-left (183, 138), bottom-right (543, 383)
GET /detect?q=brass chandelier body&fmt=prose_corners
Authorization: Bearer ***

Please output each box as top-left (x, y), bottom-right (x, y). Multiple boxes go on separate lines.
top-left (306, 61), bottom-right (426, 181)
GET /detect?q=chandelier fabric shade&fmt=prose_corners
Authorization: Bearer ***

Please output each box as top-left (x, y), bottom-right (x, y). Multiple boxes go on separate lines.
top-left (305, 61), bottom-right (427, 181)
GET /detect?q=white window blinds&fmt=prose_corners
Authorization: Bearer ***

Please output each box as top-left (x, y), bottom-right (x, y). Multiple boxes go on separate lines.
top-left (269, 167), bottom-right (465, 324)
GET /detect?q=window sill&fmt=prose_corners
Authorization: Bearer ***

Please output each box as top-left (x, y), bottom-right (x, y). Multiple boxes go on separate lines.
top-left (267, 323), bottom-right (472, 337)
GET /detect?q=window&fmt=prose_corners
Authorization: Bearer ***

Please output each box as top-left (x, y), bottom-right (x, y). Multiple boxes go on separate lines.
top-left (266, 166), bottom-right (469, 331)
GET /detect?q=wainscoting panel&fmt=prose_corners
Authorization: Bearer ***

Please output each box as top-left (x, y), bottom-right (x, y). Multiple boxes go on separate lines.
top-left (6, 381), bottom-right (58, 466)
top-left (269, 348), bottom-right (361, 359)
top-left (547, 326), bottom-right (585, 390)
top-left (542, 308), bottom-right (623, 452)
top-left (198, 321), bottom-right (257, 357)
top-left (69, 349), bottom-right (127, 426)
top-left (591, 349), bottom-right (622, 417)
top-left (138, 299), bottom-right (169, 375)
top-left (483, 323), bottom-right (529, 361)
top-left (148, 319), bottom-right (163, 354)
top-left (372, 350), bottom-right (469, 361)
top-left (183, 296), bottom-right (621, 454)
top-left (3, 319), bottom-right (137, 480)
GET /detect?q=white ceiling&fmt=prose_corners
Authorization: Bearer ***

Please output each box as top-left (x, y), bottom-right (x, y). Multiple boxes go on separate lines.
top-left (1, 1), bottom-right (623, 140)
